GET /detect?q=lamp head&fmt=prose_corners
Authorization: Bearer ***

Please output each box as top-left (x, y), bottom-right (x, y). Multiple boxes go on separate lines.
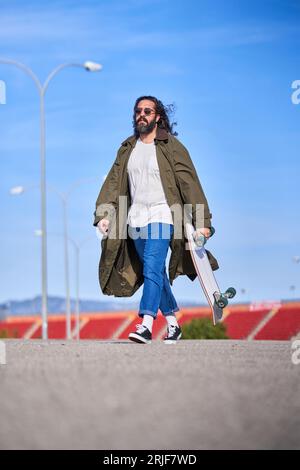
top-left (10, 186), bottom-right (24, 195)
top-left (84, 61), bottom-right (102, 72)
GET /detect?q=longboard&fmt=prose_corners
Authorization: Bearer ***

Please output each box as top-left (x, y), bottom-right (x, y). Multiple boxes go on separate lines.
top-left (185, 222), bottom-right (236, 325)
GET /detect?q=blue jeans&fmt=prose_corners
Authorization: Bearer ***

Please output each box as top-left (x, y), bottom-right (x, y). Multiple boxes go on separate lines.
top-left (128, 222), bottom-right (179, 319)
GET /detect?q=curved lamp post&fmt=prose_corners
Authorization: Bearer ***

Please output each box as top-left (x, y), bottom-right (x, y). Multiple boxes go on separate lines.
top-left (34, 230), bottom-right (93, 341)
top-left (1, 58), bottom-right (102, 339)
top-left (68, 236), bottom-right (93, 340)
top-left (10, 177), bottom-right (98, 339)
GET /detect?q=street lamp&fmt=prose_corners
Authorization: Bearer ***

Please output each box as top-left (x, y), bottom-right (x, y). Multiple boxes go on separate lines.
top-left (34, 230), bottom-right (93, 341)
top-left (291, 256), bottom-right (300, 301)
top-left (1, 58), bottom-right (102, 339)
top-left (289, 285), bottom-right (296, 300)
top-left (84, 61), bottom-right (103, 72)
top-left (48, 180), bottom-right (98, 340)
top-left (9, 186), bottom-right (25, 195)
top-left (68, 236), bottom-right (93, 340)
top-left (10, 177), bottom-right (98, 339)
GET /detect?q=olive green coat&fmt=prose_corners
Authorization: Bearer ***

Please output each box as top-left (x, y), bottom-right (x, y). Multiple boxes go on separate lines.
top-left (93, 127), bottom-right (218, 297)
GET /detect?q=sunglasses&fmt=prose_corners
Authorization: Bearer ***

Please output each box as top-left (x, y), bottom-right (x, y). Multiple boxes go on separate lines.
top-left (135, 107), bottom-right (156, 116)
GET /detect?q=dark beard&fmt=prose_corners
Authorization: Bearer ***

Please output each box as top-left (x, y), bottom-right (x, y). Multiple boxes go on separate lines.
top-left (134, 116), bottom-right (157, 136)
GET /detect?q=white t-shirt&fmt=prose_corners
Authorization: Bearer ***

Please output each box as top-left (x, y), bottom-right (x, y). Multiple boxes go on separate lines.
top-left (127, 138), bottom-right (173, 227)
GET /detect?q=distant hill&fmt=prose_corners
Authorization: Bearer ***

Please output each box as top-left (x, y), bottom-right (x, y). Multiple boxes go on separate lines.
top-left (0, 295), bottom-right (202, 318)
top-left (0, 296), bottom-right (139, 317)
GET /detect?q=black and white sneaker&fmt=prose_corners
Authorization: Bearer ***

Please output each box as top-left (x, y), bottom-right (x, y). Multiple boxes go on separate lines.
top-left (164, 325), bottom-right (182, 344)
top-left (129, 324), bottom-right (152, 344)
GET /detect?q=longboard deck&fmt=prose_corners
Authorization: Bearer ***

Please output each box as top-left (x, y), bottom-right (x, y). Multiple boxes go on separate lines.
top-left (185, 222), bottom-right (223, 325)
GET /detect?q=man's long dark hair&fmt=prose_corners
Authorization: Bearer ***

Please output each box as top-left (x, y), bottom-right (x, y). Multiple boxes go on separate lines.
top-left (132, 95), bottom-right (178, 138)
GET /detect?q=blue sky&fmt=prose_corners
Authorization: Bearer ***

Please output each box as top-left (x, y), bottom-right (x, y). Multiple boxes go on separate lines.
top-left (0, 0), bottom-right (299, 306)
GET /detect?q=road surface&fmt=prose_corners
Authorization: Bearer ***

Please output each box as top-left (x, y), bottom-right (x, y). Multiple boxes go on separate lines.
top-left (0, 339), bottom-right (299, 449)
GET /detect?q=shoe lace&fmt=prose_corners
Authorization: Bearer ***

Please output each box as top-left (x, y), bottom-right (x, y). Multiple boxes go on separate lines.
top-left (167, 324), bottom-right (177, 337)
top-left (136, 324), bottom-right (147, 334)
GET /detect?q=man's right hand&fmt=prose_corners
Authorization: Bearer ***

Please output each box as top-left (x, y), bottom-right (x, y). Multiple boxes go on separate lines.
top-left (97, 218), bottom-right (110, 235)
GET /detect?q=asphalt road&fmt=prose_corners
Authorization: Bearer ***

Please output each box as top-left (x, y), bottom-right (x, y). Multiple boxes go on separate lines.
top-left (0, 339), bottom-right (299, 449)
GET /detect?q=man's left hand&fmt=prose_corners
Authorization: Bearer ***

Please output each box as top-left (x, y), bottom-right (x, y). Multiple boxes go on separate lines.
top-left (194, 228), bottom-right (211, 239)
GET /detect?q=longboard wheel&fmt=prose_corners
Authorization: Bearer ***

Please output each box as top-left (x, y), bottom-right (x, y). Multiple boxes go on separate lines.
top-left (213, 291), bottom-right (228, 309)
top-left (225, 287), bottom-right (236, 299)
top-left (216, 296), bottom-right (228, 309)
